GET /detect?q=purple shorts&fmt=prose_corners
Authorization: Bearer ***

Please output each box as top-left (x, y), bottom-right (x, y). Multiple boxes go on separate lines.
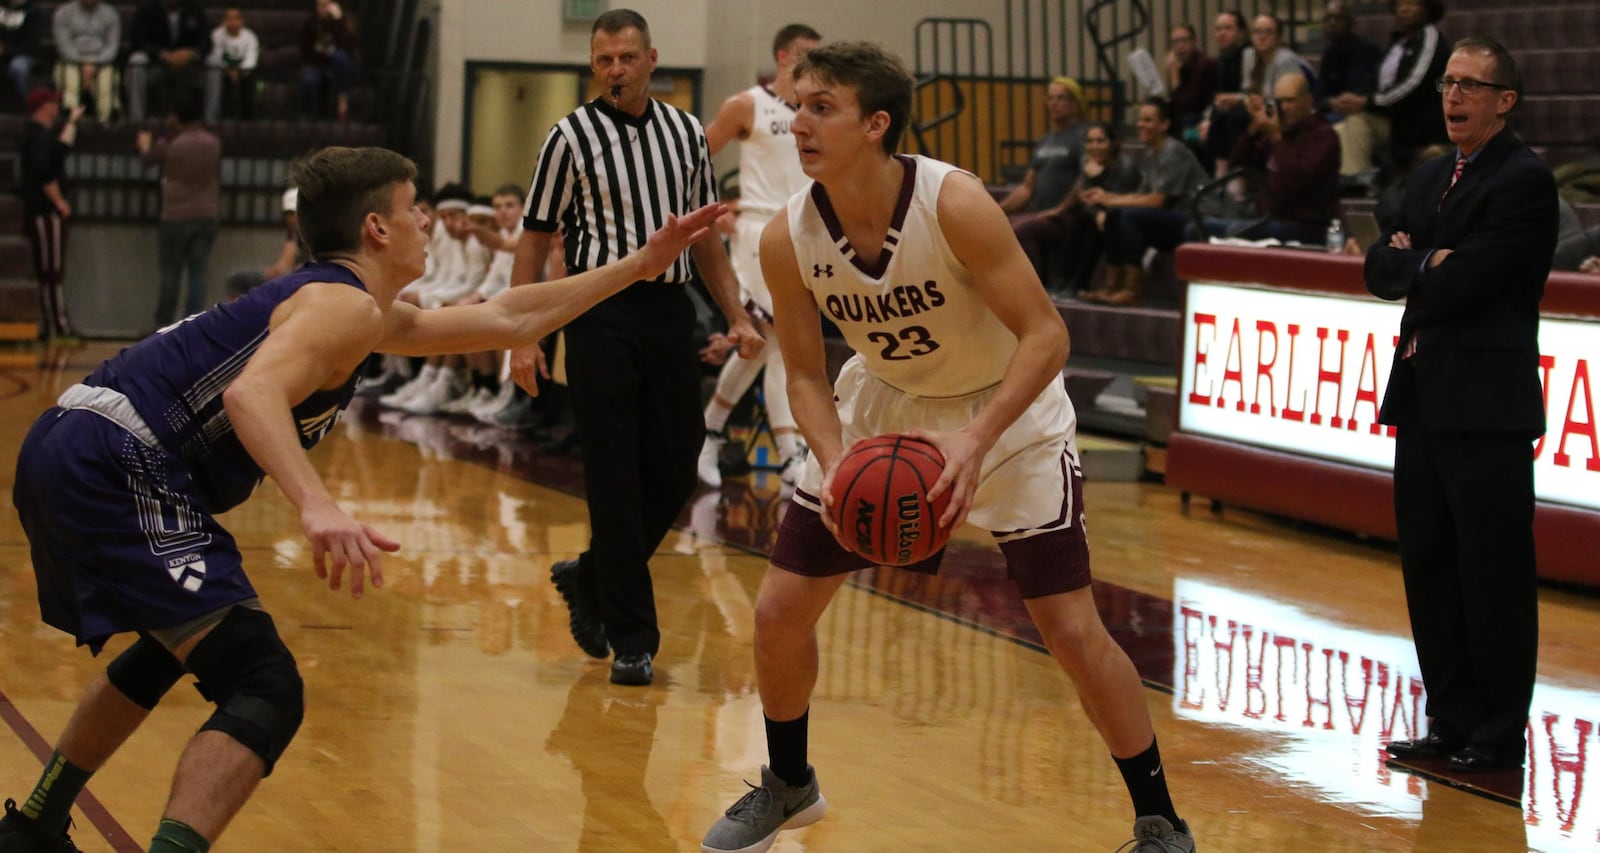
top-left (13, 409), bottom-right (258, 652)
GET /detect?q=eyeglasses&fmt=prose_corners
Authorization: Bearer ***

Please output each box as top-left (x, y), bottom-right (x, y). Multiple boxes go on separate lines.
top-left (1436, 76), bottom-right (1512, 95)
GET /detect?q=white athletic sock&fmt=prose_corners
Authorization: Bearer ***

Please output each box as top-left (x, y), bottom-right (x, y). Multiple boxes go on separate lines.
top-left (704, 398), bottom-right (735, 434)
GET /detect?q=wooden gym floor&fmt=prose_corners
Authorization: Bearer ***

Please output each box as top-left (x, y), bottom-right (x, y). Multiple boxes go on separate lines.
top-left (2, 343), bottom-right (1597, 852)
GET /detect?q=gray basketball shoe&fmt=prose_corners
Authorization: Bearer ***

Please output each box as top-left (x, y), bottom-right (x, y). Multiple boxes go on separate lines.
top-left (1116, 816), bottom-right (1196, 852)
top-left (701, 765), bottom-right (825, 853)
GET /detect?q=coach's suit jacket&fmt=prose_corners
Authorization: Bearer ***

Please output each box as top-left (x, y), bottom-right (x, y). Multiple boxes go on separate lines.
top-left (1364, 127), bottom-right (1557, 438)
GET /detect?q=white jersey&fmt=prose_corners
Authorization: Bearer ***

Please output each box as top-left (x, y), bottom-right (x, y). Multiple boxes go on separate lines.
top-left (477, 224), bottom-right (522, 299)
top-left (400, 224), bottom-right (458, 304)
top-left (785, 155), bottom-right (1017, 398)
top-left (737, 85), bottom-right (808, 221)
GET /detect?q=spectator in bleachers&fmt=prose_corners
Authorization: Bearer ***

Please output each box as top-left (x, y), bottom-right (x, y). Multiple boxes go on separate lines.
top-left (300, 0), bottom-right (356, 121)
top-left (1197, 9), bottom-right (1247, 170)
top-left (1055, 122), bottom-right (1142, 296)
top-left (1165, 23), bottom-right (1216, 143)
top-left (51, 0), bottom-right (119, 123)
top-left (1317, 2), bottom-right (1380, 120)
top-left (1080, 97), bottom-right (1208, 306)
top-left (1208, 13), bottom-right (1316, 178)
top-left (998, 76), bottom-right (1088, 283)
top-left (1331, 0), bottom-right (1449, 189)
top-left (137, 89), bottom-right (220, 328)
top-left (0, 0), bottom-right (43, 107)
top-left (1212, 10), bottom-right (1246, 96)
top-left (125, 0), bottom-right (210, 123)
top-left (1202, 72), bottom-right (1340, 245)
top-left (204, 7), bottom-right (259, 121)
top-left (19, 87), bottom-right (82, 338)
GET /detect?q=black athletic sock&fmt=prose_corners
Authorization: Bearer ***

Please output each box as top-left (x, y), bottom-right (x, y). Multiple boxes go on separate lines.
top-left (148, 817), bottom-right (210, 852)
top-left (21, 751), bottom-right (93, 836)
top-left (764, 710), bottom-right (810, 788)
top-left (1112, 737), bottom-right (1180, 827)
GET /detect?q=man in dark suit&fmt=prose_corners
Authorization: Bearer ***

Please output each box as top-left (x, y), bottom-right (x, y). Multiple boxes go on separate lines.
top-left (1365, 36), bottom-right (1556, 773)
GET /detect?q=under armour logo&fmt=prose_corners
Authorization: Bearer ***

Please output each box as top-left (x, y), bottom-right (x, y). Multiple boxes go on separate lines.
top-left (812, 264), bottom-right (833, 278)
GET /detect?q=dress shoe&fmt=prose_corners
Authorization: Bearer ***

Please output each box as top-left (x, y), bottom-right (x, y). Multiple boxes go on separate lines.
top-left (550, 559), bottom-right (609, 659)
top-left (610, 652), bottom-right (653, 686)
top-left (1449, 744), bottom-right (1523, 772)
top-left (1385, 732), bottom-right (1464, 760)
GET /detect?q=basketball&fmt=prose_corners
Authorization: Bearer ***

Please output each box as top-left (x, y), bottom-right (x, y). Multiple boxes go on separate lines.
top-left (828, 434), bottom-right (953, 566)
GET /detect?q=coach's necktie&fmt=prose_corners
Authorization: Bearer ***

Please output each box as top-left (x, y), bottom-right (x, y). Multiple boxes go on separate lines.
top-left (1437, 154), bottom-right (1467, 210)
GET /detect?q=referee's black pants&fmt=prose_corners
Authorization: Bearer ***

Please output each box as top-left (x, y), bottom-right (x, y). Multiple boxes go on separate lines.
top-left (564, 280), bottom-right (702, 658)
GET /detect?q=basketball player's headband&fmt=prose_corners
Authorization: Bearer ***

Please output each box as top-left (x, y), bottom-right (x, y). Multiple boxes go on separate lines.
top-left (468, 204), bottom-right (495, 218)
top-left (435, 199), bottom-right (470, 212)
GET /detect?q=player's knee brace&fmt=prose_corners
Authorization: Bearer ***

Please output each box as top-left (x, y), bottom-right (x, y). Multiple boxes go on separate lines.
top-left (184, 607), bottom-right (304, 777)
top-left (105, 634), bottom-right (186, 710)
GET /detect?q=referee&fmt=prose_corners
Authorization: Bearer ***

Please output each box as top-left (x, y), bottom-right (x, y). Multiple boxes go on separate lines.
top-left (511, 8), bottom-right (760, 687)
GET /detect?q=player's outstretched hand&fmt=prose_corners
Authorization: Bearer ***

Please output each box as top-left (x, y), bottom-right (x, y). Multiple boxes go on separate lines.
top-left (301, 502), bottom-right (401, 599)
top-left (509, 342), bottom-right (549, 396)
top-left (910, 428), bottom-right (985, 530)
top-left (635, 203), bottom-right (728, 279)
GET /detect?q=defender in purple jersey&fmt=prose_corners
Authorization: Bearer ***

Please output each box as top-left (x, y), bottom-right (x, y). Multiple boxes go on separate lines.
top-left (2, 146), bottom-right (725, 853)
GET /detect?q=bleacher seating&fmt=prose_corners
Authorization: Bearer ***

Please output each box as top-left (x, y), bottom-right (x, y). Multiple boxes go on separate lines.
top-left (1350, 2), bottom-right (1600, 163)
top-left (0, 2), bottom-right (402, 229)
top-left (0, 1), bottom-right (424, 333)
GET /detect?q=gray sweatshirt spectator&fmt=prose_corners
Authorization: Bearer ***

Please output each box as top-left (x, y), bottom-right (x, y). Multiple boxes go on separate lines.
top-left (52, 0), bottom-right (119, 65)
top-left (51, 0), bottom-right (119, 121)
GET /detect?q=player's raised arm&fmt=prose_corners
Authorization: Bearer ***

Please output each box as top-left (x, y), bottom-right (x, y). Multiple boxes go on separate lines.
top-left (377, 202), bottom-right (726, 356)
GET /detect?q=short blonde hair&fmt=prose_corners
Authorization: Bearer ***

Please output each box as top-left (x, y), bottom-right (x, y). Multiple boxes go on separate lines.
top-left (1049, 76), bottom-right (1085, 112)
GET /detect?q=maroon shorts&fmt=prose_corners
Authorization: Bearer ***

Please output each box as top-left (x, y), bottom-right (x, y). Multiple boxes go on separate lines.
top-left (771, 460), bottom-right (1092, 600)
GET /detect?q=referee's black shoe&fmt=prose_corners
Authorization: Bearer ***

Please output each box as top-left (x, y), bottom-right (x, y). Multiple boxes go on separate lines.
top-left (610, 652), bottom-right (653, 686)
top-left (551, 559), bottom-right (610, 659)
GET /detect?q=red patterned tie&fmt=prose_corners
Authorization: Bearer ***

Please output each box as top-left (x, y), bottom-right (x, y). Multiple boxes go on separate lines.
top-left (1438, 154), bottom-right (1467, 210)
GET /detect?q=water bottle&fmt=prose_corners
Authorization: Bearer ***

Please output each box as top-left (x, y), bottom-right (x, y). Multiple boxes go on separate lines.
top-left (1326, 218), bottom-right (1345, 254)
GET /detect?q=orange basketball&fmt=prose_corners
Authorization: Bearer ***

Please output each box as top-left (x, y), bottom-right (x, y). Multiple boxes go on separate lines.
top-left (828, 434), bottom-right (952, 566)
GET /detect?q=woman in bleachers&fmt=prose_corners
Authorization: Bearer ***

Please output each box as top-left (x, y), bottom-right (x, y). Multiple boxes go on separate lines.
top-left (1053, 122), bottom-right (1142, 297)
top-left (1080, 98), bottom-right (1209, 306)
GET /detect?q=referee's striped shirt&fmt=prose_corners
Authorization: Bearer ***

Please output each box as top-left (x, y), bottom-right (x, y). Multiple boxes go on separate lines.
top-left (523, 97), bottom-right (716, 284)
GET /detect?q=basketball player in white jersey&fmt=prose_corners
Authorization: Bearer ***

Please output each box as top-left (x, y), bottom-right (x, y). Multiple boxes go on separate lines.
top-left (701, 43), bottom-right (1196, 853)
top-left (696, 23), bottom-right (822, 486)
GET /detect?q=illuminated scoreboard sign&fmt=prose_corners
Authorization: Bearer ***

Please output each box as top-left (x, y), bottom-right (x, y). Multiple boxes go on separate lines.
top-left (1179, 282), bottom-right (1600, 511)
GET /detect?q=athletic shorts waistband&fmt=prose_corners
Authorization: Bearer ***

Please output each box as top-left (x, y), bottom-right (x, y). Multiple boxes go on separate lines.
top-left (56, 384), bottom-right (161, 449)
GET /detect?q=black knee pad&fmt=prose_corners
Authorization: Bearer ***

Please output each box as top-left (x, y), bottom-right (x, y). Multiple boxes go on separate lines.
top-left (105, 635), bottom-right (186, 711)
top-left (184, 608), bottom-right (304, 777)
